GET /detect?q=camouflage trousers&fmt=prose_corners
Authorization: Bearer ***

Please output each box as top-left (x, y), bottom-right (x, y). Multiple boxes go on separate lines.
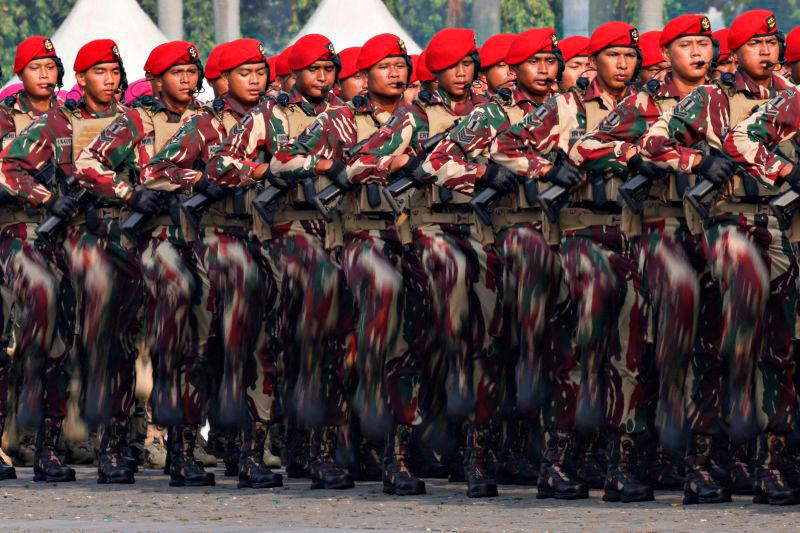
top-left (414, 221), bottom-right (501, 426)
top-left (342, 226), bottom-right (430, 432)
top-left (496, 221), bottom-right (577, 430)
top-left (0, 222), bottom-right (72, 425)
top-left (63, 219), bottom-right (142, 424)
top-left (702, 211), bottom-right (798, 437)
top-left (196, 227), bottom-right (272, 426)
top-left (560, 224), bottom-right (648, 434)
top-left (140, 225), bottom-right (212, 426)
top-left (260, 219), bottom-right (351, 428)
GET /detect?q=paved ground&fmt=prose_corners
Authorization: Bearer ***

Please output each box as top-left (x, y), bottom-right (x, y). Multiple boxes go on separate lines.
top-left (1, 467), bottom-right (800, 532)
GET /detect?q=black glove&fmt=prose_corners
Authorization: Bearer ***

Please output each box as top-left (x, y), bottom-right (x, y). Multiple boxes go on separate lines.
top-left (400, 157), bottom-right (432, 185)
top-left (0, 187), bottom-right (16, 207)
top-left (45, 195), bottom-right (79, 219)
top-left (627, 154), bottom-right (661, 179)
top-left (482, 164), bottom-right (517, 193)
top-left (325, 160), bottom-right (355, 192)
top-left (694, 155), bottom-right (735, 185)
top-left (544, 164), bottom-right (581, 189)
top-left (128, 189), bottom-right (162, 215)
top-left (783, 164), bottom-right (800, 192)
top-left (266, 170), bottom-right (296, 191)
top-left (194, 175), bottom-right (227, 201)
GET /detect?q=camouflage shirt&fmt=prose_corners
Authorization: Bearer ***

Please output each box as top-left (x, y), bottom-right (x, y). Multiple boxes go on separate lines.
top-left (0, 98), bottom-right (124, 206)
top-left (207, 86), bottom-right (342, 187)
top-left (491, 77), bottom-right (635, 178)
top-left (346, 88), bottom-right (489, 185)
top-left (722, 86), bottom-right (800, 187)
top-left (142, 93), bottom-right (253, 192)
top-left (73, 95), bottom-right (203, 202)
top-left (0, 91), bottom-right (59, 151)
top-left (639, 70), bottom-right (791, 173)
top-left (425, 86), bottom-right (541, 195)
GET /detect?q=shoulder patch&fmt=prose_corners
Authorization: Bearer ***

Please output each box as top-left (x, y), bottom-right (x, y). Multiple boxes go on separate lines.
top-left (599, 110), bottom-right (623, 132)
top-left (169, 127), bottom-right (189, 145)
top-left (673, 93), bottom-right (700, 118)
top-left (765, 94), bottom-right (787, 117)
top-left (525, 102), bottom-right (553, 126)
top-left (297, 119), bottom-right (323, 144)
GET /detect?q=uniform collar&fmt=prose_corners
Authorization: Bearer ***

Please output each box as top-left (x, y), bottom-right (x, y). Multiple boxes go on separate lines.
top-left (14, 91), bottom-right (57, 116)
top-left (151, 94), bottom-right (202, 117)
top-left (220, 93), bottom-right (251, 118)
top-left (734, 69), bottom-right (789, 98)
top-left (430, 87), bottom-right (485, 110)
top-left (584, 77), bottom-right (634, 109)
top-left (657, 74), bottom-right (686, 99)
top-left (71, 97), bottom-right (122, 119)
top-left (286, 86), bottom-right (342, 114)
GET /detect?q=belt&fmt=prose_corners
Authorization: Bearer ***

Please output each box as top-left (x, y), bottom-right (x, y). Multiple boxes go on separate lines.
top-left (716, 201), bottom-right (772, 216)
top-left (410, 208), bottom-right (474, 226)
top-left (640, 200), bottom-right (684, 222)
top-left (201, 212), bottom-right (252, 230)
top-left (272, 208), bottom-right (323, 223)
top-left (0, 206), bottom-right (40, 226)
top-left (559, 207), bottom-right (621, 231)
top-left (491, 207), bottom-right (541, 228)
top-left (342, 213), bottom-right (393, 232)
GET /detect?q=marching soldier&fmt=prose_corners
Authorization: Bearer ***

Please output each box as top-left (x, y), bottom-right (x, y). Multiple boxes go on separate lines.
top-left (492, 21), bottom-right (653, 503)
top-left (558, 36), bottom-right (592, 92)
top-left (477, 33), bottom-right (517, 97)
top-left (638, 31), bottom-right (670, 84)
top-left (711, 29), bottom-right (737, 79)
top-left (571, 14), bottom-right (730, 503)
top-left (73, 40), bottom-right (208, 486)
top-left (641, 9), bottom-right (798, 505)
top-left (784, 27), bottom-right (800, 84)
top-left (337, 47), bottom-right (367, 102)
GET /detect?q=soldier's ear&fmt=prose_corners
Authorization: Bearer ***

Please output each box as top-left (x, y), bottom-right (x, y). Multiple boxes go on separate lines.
top-left (75, 71), bottom-right (87, 90)
top-left (661, 46), bottom-right (670, 64)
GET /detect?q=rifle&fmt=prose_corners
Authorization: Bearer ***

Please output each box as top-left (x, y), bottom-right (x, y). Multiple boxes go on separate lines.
top-left (181, 184), bottom-right (249, 233)
top-left (252, 172), bottom-right (316, 224)
top-left (119, 191), bottom-right (180, 242)
top-left (311, 138), bottom-right (372, 222)
top-left (36, 175), bottom-right (97, 240)
top-left (770, 189), bottom-right (800, 230)
top-left (470, 175), bottom-right (539, 226)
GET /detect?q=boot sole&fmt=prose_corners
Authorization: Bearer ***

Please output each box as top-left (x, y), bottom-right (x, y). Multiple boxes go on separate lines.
top-left (238, 479), bottom-right (283, 489)
top-left (0, 470), bottom-right (17, 481)
top-left (682, 491), bottom-right (732, 505)
top-left (602, 489), bottom-right (655, 503)
top-left (382, 482), bottom-right (426, 496)
top-left (753, 491), bottom-right (798, 505)
top-left (33, 472), bottom-right (76, 483)
top-left (467, 485), bottom-right (499, 498)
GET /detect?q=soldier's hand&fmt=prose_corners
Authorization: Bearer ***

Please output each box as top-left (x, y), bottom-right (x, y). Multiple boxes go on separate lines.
top-left (693, 155), bottom-right (734, 185)
top-left (782, 163), bottom-right (800, 192)
top-left (400, 157), bottom-right (433, 185)
top-left (544, 164), bottom-right (582, 189)
top-left (128, 189), bottom-right (162, 215)
top-left (45, 195), bottom-right (80, 219)
top-left (194, 175), bottom-right (227, 201)
top-left (0, 187), bottom-right (15, 207)
top-left (266, 171), bottom-right (296, 191)
top-left (627, 154), bottom-right (661, 179)
top-left (325, 161), bottom-right (355, 192)
top-left (482, 164), bottom-right (517, 193)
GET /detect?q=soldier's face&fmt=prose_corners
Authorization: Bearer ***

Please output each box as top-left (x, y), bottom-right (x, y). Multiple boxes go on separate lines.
top-left (514, 53), bottom-right (559, 100)
top-left (594, 47), bottom-right (638, 92)
top-left (76, 62), bottom-right (122, 107)
top-left (296, 60), bottom-right (336, 100)
top-left (735, 35), bottom-right (780, 81)
top-left (226, 62), bottom-right (268, 106)
top-left (789, 62), bottom-right (800, 85)
top-left (560, 56), bottom-right (593, 90)
top-left (160, 64), bottom-right (200, 104)
top-left (436, 55), bottom-right (476, 100)
top-left (367, 56), bottom-right (408, 99)
top-left (714, 55), bottom-right (738, 78)
top-left (279, 73), bottom-right (296, 93)
top-left (666, 36), bottom-right (713, 83)
top-left (640, 62), bottom-right (670, 83)
top-left (484, 61), bottom-right (515, 94)
top-left (340, 71), bottom-right (368, 102)
top-left (20, 58), bottom-right (58, 101)
top-left (210, 77), bottom-right (229, 98)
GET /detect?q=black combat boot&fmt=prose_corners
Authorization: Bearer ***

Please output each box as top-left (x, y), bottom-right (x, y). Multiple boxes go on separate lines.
top-left (496, 418), bottom-right (538, 486)
top-left (779, 436), bottom-right (800, 492)
top-left (537, 430), bottom-right (589, 500)
top-left (730, 440), bottom-right (755, 495)
top-left (224, 430), bottom-right (241, 477)
top-left (309, 425), bottom-right (354, 490)
top-left (285, 421), bottom-right (310, 478)
top-left (238, 422), bottom-right (283, 489)
top-left (603, 434), bottom-right (654, 502)
top-left (351, 436), bottom-right (383, 482)
top-left (0, 416), bottom-right (16, 480)
top-left (640, 435), bottom-right (683, 491)
top-left (464, 424), bottom-right (498, 498)
top-left (683, 434), bottom-right (732, 504)
top-left (115, 418), bottom-right (138, 473)
top-left (575, 434), bottom-right (606, 489)
top-left (97, 418), bottom-right (135, 484)
top-left (447, 423), bottom-right (467, 483)
top-left (383, 424), bottom-right (426, 495)
top-left (33, 418), bottom-right (75, 482)
top-left (169, 425), bottom-right (215, 487)
top-left (753, 433), bottom-right (798, 505)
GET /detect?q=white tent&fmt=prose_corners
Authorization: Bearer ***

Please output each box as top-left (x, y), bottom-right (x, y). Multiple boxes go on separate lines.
top-left (2, 0), bottom-right (168, 91)
top-left (290, 0), bottom-right (422, 54)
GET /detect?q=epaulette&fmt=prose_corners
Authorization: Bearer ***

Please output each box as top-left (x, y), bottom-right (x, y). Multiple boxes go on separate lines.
top-left (133, 94), bottom-right (155, 108)
top-left (351, 95), bottom-right (368, 108)
top-left (212, 97), bottom-right (225, 113)
top-left (495, 87), bottom-right (513, 105)
top-left (276, 92), bottom-right (290, 107)
top-left (418, 89), bottom-right (434, 104)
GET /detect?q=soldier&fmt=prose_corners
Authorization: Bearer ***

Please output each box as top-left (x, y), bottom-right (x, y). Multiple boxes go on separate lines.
top-left (641, 9), bottom-right (798, 505)
top-left (414, 50), bottom-right (438, 95)
top-left (207, 33), bottom-right (345, 489)
top-left (570, 14), bottom-right (730, 504)
top-left (477, 33), bottom-right (517, 97)
top-left (274, 46), bottom-right (296, 94)
top-left (638, 31), bottom-right (670, 83)
top-left (404, 54), bottom-right (422, 104)
top-left (492, 21), bottom-right (652, 503)
top-left (0, 35), bottom-right (69, 483)
top-left (558, 36), bottom-right (592, 92)
top-left (206, 42), bottom-right (233, 98)
top-left (784, 27), bottom-right (800, 84)
top-left (73, 40), bottom-right (209, 486)
top-left (427, 27), bottom-right (589, 499)
top-left (345, 27), bottom-right (496, 497)
top-left (711, 29), bottom-right (737, 79)
top-left (143, 38), bottom-right (280, 489)
top-left (337, 47), bottom-right (367, 102)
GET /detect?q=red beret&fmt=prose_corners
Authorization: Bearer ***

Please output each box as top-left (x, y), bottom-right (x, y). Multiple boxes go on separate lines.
top-left (786, 27), bottom-right (800, 64)
top-left (713, 29), bottom-right (731, 63)
top-left (426, 28), bottom-right (477, 72)
top-left (204, 42), bottom-right (230, 81)
top-left (275, 47), bottom-right (292, 77)
top-left (414, 50), bottom-right (435, 82)
top-left (267, 56), bottom-right (278, 83)
top-left (587, 21), bottom-right (640, 55)
top-left (338, 47), bottom-right (362, 80)
top-left (218, 38), bottom-right (267, 73)
top-left (479, 33), bottom-right (516, 69)
top-left (506, 28), bottom-right (558, 66)
top-left (73, 39), bottom-right (121, 73)
top-left (639, 31), bottom-right (664, 68)
top-left (559, 36), bottom-right (590, 62)
top-left (288, 34), bottom-right (336, 71)
top-left (358, 33), bottom-right (408, 71)
top-left (14, 36), bottom-right (58, 75)
top-left (660, 14), bottom-right (712, 47)
top-left (728, 10), bottom-right (778, 52)
top-left (145, 40), bottom-right (201, 76)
